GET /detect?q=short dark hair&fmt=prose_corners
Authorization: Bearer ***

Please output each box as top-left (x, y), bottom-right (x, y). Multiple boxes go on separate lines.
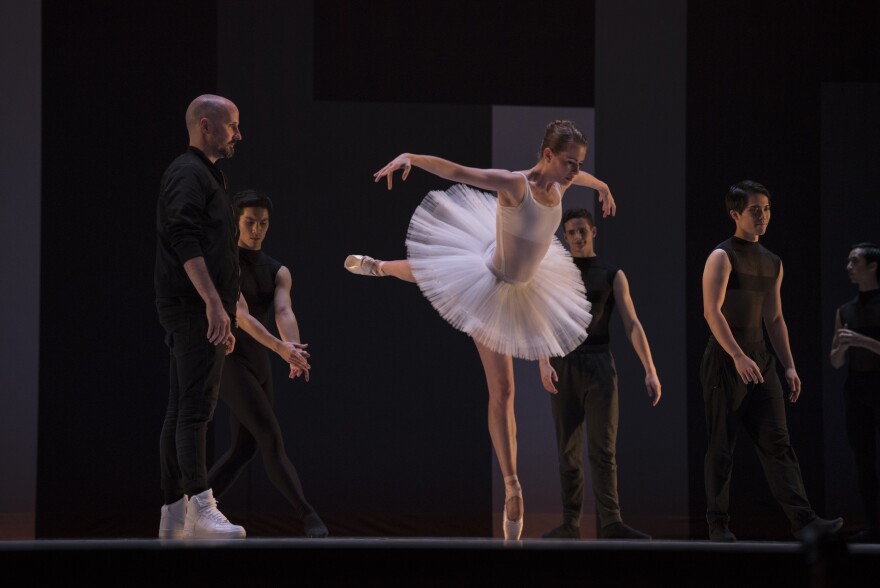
top-left (562, 208), bottom-right (594, 229)
top-left (232, 189), bottom-right (273, 217)
top-left (852, 242), bottom-right (880, 281)
top-left (725, 180), bottom-right (770, 215)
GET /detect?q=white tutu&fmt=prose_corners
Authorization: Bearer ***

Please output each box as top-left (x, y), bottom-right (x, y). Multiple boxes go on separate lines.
top-left (406, 184), bottom-right (592, 360)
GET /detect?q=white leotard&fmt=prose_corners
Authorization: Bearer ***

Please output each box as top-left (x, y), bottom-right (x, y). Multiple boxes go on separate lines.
top-left (489, 172), bottom-right (562, 284)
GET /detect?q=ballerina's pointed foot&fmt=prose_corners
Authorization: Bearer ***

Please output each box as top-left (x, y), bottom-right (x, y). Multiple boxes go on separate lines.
top-left (503, 495), bottom-right (523, 541)
top-left (344, 254), bottom-right (385, 277)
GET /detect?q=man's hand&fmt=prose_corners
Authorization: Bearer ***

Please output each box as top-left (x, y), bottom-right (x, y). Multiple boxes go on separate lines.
top-left (785, 367), bottom-right (801, 403)
top-left (206, 301), bottom-right (231, 345)
top-left (732, 352), bottom-right (764, 385)
top-left (645, 372), bottom-right (661, 406)
top-left (289, 364), bottom-right (310, 382)
top-left (835, 327), bottom-right (874, 351)
top-left (539, 358), bottom-right (558, 394)
top-left (276, 341), bottom-right (311, 371)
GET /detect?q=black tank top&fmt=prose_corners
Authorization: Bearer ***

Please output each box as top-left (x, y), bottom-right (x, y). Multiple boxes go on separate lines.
top-left (233, 248), bottom-right (282, 357)
top-left (716, 236), bottom-right (780, 345)
top-left (838, 288), bottom-right (880, 391)
top-left (572, 255), bottom-right (618, 349)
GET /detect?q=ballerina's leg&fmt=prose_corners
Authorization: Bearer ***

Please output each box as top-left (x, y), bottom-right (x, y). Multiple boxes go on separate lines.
top-left (380, 260), bottom-right (416, 282)
top-left (474, 340), bottom-right (523, 538)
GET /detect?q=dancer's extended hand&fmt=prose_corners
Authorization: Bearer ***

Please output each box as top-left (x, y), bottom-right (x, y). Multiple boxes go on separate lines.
top-left (276, 341), bottom-right (310, 371)
top-left (597, 185), bottom-right (616, 218)
top-left (289, 364), bottom-right (310, 382)
top-left (374, 154), bottom-right (413, 190)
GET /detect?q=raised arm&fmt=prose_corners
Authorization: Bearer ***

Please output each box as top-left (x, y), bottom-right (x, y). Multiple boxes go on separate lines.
top-left (761, 261), bottom-right (801, 402)
top-left (374, 153), bottom-right (524, 200)
top-left (572, 171), bottom-right (616, 218)
top-left (613, 270), bottom-right (660, 406)
top-left (702, 249), bottom-right (765, 386)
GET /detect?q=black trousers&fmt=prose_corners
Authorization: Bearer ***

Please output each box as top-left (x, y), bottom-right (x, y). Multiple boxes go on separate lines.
top-left (846, 386), bottom-right (880, 532)
top-left (700, 338), bottom-right (815, 532)
top-left (208, 350), bottom-right (315, 521)
top-left (157, 298), bottom-right (227, 500)
top-left (549, 347), bottom-right (622, 528)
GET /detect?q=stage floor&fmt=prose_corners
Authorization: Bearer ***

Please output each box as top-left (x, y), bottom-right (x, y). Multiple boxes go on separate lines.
top-left (2, 536), bottom-right (878, 587)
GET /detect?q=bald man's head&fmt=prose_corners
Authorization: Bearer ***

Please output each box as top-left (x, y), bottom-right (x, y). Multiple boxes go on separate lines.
top-left (186, 95), bottom-right (232, 131)
top-left (186, 94), bottom-right (241, 162)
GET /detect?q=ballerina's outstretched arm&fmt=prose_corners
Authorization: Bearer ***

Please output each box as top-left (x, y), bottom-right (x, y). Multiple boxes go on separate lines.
top-left (374, 153), bottom-right (523, 200)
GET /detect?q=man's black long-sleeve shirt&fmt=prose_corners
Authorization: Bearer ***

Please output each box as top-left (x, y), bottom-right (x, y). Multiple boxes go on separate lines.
top-left (154, 147), bottom-right (239, 314)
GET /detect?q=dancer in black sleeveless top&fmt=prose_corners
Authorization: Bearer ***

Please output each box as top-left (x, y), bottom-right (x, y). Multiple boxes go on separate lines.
top-left (831, 243), bottom-right (880, 542)
top-left (207, 190), bottom-right (328, 538)
top-left (539, 209), bottom-right (660, 540)
top-left (700, 180), bottom-right (842, 542)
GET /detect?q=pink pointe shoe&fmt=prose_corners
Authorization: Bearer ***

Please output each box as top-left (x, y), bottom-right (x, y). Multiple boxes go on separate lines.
top-left (344, 255), bottom-right (385, 277)
top-left (503, 495), bottom-right (523, 541)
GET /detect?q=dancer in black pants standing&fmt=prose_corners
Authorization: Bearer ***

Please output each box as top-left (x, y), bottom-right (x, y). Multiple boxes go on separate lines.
top-left (208, 189), bottom-right (329, 538)
top-left (831, 242), bottom-right (880, 542)
top-left (700, 180), bottom-right (842, 542)
top-left (539, 208), bottom-right (660, 540)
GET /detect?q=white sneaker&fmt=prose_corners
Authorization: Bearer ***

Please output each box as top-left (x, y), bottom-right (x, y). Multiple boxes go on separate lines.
top-left (158, 496), bottom-right (187, 539)
top-left (184, 489), bottom-right (246, 539)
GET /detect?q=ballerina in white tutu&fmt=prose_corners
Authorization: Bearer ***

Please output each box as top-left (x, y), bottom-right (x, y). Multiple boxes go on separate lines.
top-left (345, 120), bottom-right (615, 540)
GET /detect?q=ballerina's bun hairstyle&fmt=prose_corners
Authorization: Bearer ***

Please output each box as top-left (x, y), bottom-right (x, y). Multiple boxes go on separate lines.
top-left (540, 120), bottom-right (587, 158)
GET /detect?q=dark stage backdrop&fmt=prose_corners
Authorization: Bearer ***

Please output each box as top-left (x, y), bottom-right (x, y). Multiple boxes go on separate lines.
top-left (25, 0), bottom-right (879, 541)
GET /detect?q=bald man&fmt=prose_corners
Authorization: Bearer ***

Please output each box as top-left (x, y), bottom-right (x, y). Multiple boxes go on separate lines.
top-left (155, 94), bottom-right (246, 539)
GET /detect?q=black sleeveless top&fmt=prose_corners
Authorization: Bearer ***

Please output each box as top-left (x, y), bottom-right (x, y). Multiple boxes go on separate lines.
top-left (233, 248), bottom-right (282, 358)
top-left (572, 255), bottom-right (619, 349)
top-left (838, 288), bottom-right (880, 392)
top-left (716, 237), bottom-right (780, 345)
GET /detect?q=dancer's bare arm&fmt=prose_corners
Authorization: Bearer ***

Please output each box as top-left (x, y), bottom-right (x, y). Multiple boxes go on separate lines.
top-left (374, 153), bottom-right (523, 199)
top-left (613, 270), bottom-right (661, 405)
top-left (702, 249), bottom-right (764, 386)
top-left (235, 292), bottom-right (311, 374)
top-left (762, 262), bottom-right (801, 402)
top-left (274, 266), bottom-right (311, 380)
